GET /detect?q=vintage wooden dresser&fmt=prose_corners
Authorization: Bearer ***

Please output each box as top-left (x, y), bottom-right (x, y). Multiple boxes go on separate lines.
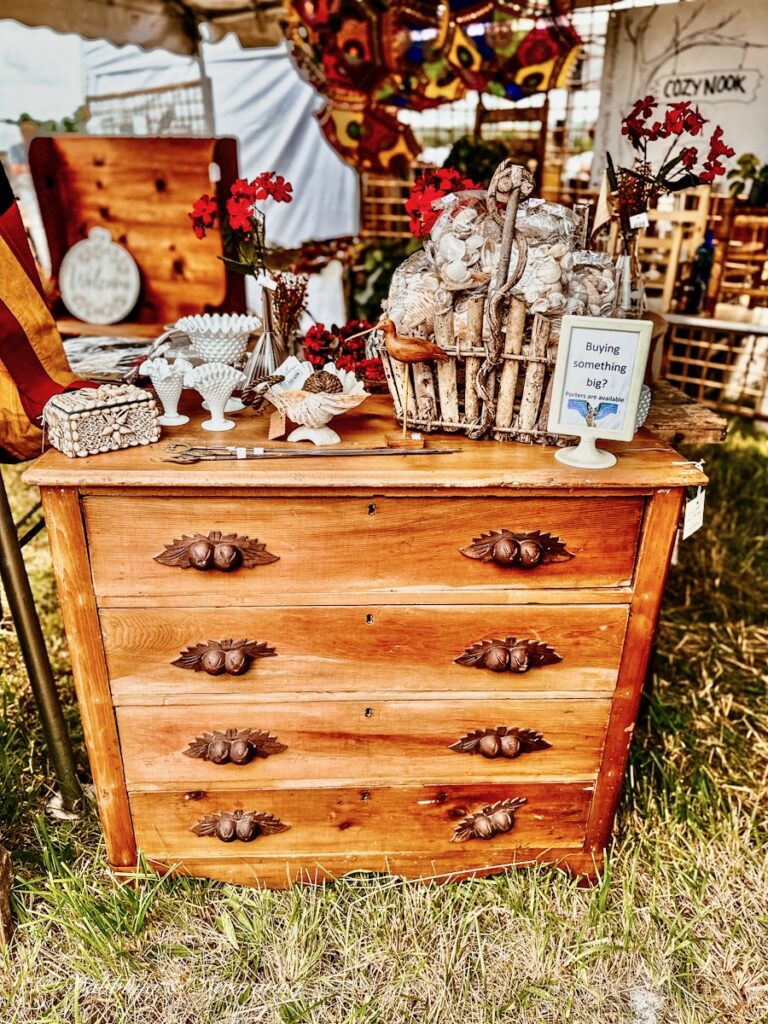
top-left (25, 397), bottom-right (706, 886)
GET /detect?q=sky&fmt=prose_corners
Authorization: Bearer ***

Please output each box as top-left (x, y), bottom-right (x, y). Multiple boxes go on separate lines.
top-left (0, 20), bottom-right (83, 153)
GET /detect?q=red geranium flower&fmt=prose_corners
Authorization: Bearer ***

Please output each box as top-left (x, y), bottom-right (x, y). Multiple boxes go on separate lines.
top-left (230, 178), bottom-right (255, 201)
top-left (188, 193), bottom-right (217, 238)
top-left (226, 195), bottom-right (254, 232)
top-left (252, 171), bottom-right (275, 201)
top-left (680, 146), bottom-right (698, 171)
top-left (270, 175), bottom-right (293, 203)
top-left (707, 126), bottom-right (735, 161)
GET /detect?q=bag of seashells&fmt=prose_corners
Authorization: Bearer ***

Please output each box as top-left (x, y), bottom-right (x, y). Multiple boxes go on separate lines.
top-left (565, 251), bottom-right (620, 317)
top-left (378, 159), bottom-right (622, 445)
top-left (42, 383), bottom-right (161, 458)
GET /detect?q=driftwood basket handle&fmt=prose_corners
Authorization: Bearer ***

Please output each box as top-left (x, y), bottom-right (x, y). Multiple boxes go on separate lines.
top-left (190, 809), bottom-right (290, 843)
top-left (153, 530), bottom-right (279, 572)
top-left (459, 529), bottom-right (575, 569)
top-left (183, 728), bottom-right (286, 765)
top-left (451, 797), bottom-right (527, 842)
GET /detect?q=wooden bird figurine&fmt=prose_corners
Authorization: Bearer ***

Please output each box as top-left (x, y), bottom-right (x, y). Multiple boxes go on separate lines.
top-left (377, 319), bottom-right (449, 364)
top-left (376, 319), bottom-right (448, 441)
top-left (344, 318), bottom-right (450, 441)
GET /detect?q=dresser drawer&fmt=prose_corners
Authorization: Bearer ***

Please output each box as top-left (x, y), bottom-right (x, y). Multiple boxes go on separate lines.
top-left (129, 781), bottom-right (592, 862)
top-left (116, 696), bottom-right (610, 790)
top-left (84, 494), bottom-right (643, 602)
top-left (102, 604), bottom-right (628, 699)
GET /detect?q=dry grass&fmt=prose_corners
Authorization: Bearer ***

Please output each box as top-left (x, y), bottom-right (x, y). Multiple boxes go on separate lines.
top-left (0, 424), bottom-right (766, 1024)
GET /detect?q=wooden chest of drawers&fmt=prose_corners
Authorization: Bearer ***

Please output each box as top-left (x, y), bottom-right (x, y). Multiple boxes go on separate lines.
top-left (25, 397), bottom-right (706, 886)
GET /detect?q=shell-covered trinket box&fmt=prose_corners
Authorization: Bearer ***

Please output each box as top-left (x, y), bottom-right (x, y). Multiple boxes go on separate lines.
top-left (43, 383), bottom-right (161, 458)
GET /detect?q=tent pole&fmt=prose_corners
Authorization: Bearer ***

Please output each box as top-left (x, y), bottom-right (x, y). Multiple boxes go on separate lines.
top-left (0, 473), bottom-right (83, 812)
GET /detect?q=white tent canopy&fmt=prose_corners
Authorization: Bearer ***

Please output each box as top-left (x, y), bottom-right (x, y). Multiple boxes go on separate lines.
top-left (0, 0), bottom-right (282, 54)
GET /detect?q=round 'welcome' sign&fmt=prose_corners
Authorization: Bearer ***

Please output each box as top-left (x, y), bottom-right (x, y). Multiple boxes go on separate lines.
top-left (59, 226), bottom-right (141, 325)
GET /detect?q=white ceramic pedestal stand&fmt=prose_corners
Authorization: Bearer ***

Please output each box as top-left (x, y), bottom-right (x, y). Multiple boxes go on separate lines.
top-left (287, 425), bottom-right (341, 445)
top-left (555, 437), bottom-right (617, 470)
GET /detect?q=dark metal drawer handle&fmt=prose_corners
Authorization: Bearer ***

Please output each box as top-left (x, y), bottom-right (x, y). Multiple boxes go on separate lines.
top-left (190, 809), bottom-right (289, 843)
top-left (455, 636), bottom-right (562, 673)
top-left (450, 727), bottom-right (551, 759)
top-left (451, 797), bottom-right (527, 842)
top-left (460, 529), bottom-right (574, 569)
top-left (183, 728), bottom-right (286, 765)
top-left (154, 530), bottom-right (279, 572)
top-left (173, 639), bottom-right (277, 676)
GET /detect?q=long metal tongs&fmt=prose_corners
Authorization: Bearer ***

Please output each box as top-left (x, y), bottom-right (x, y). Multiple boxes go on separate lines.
top-left (162, 443), bottom-right (460, 464)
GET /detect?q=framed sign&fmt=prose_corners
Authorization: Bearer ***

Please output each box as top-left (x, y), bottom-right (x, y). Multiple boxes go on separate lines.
top-left (59, 227), bottom-right (140, 325)
top-left (547, 315), bottom-right (653, 469)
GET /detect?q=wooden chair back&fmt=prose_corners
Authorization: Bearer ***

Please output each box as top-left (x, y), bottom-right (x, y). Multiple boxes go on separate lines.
top-left (29, 135), bottom-right (245, 334)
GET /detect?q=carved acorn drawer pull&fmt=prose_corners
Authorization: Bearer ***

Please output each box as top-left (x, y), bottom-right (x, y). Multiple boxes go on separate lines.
top-left (183, 728), bottom-right (286, 765)
top-left (460, 530), bottom-right (574, 570)
top-left (190, 809), bottom-right (289, 843)
top-left (455, 636), bottom-right (562, 673)
top-left (173, 639), bottom-right (277, 676)
top-left (450, 726), bottom-right (551, 759)
top-left (154, 531), bottom-right (279, 572)
top-left (451, 797), bottom-right (527, 842)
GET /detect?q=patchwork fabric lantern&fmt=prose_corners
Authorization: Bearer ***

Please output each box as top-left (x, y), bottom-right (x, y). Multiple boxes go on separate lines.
top-left (285, 0), bottom-right (581, 173)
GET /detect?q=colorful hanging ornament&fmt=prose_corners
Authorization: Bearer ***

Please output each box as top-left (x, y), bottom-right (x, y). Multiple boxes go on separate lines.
top-left (284, 0), bottom-right (581, 173)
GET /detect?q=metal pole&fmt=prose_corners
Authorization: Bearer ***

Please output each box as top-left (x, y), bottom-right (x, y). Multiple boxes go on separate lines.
top-left (0, 473), bottom-right (83, 812)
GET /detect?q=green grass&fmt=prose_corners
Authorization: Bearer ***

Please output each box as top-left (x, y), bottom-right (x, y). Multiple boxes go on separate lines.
top-left (0, 426), bottom-right (766, 1024)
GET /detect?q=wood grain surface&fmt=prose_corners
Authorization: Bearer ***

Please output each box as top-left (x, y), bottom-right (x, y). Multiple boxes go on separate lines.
top-left (117, 847), bottom-right (604, 887)
top-left (24, 397), bottom-right (709, 491)
top-left (129, 781), bottom-right (593, 861)
top-left (84, 494), bottom-right (643, 600)
top-left (116, 696), bottom-right (610, 790)
top-left (585, 488), bottom-right (684, 852)
top-left (102, 604), bottom-right (629, 699)
top-left (39, 488), bottom-right (136, 866)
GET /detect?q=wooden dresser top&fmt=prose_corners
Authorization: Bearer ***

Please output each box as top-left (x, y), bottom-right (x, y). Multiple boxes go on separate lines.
top-left (25, 396), bottom-right (707, 492)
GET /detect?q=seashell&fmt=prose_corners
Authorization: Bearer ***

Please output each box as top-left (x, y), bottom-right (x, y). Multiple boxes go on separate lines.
top-left (443, 260), bottom-right (471, 284)
top-left (266, 388), bottom-right (369, 445)
top-left (589, 303), bottom-right (603, 315)
top-left (466, 233), bottom-right (484, 251)
top-left (560, 252), bottom-right (573, 272)
top-left (438, 234), bottom-right (465, 261)
top-left (535, 257), bottom-right (561, 284)
top-left (548, 241), bottom-right (568, 259)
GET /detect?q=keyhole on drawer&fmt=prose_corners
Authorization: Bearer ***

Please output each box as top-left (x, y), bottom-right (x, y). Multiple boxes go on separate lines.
top-left (368, 503), bottom-right (376, 516)
top-left (360, 790), bottom-right (370, 801)
top-left (365, 614), bottom-right (374, 625)
top-left (364, 707), bottom-right (374, 718)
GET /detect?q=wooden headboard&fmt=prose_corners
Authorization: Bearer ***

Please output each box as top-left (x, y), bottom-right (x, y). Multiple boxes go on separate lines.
top-left (29, 135), bottom-right (246, 327)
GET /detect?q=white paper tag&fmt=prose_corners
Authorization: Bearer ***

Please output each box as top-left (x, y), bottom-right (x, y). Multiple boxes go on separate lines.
top-left (629, 211), bottom-right (650, 229)
top-left (682, 487), bottom-right (706, 539)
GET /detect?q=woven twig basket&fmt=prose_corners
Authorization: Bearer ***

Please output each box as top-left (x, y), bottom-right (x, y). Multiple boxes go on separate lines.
top-left (380, 160), bottom-right (567, 444)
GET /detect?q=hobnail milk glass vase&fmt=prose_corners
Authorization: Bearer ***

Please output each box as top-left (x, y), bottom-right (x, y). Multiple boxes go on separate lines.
top-left (141, 357), bottom-right (192, 427)
top-left (184, 362), bottom-right (246, 432)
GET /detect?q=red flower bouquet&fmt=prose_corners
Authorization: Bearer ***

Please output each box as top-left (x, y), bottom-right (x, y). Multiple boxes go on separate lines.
top-left (405, 167), bottom-right (483, 238)
top-left (609, 96), bottom-right (734, 241)
top-left (189, 171), bottom-right (293, 278)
